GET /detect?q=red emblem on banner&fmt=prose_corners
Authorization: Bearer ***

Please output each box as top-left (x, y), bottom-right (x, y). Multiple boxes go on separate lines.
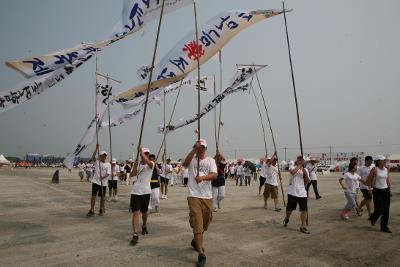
top-left (183, 41), bottom-right (205, 61)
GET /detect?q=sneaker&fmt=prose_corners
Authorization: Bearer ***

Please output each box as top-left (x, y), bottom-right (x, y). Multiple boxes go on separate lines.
top-left (130, 234), bottom-right (139, 246)
top-left (142, 225), bottom-right (149, 235)
top-left (274, 208), bottom-right (282, 212)
top-left (213, 207), bottom-right (218, 212)
top-left (300, 227), bottom-right (310, 234)
top-left (356, 208), bottom-right (362, 216)
top-left (197, 253), bottom-right (206, 267)
top-left (114, 196), bottom-right (118, 201)
top-left (190, 239), bottom-right (197, 250)
top-left (316, 196), bottom-right (322, 199)
top-left (86, 210), bottom-right (95, 217)
top-left (381, 228), bottom-right (392, 233)
top-left (283, 218), bottom-right (289, 227)
top-left (164, 195), bottom-right (168, 199)
top-left (99, 209), bottom-right (104, 216)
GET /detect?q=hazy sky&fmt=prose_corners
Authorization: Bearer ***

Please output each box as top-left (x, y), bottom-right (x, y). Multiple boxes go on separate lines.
top-left (0, 0), bottom-right (399, 161)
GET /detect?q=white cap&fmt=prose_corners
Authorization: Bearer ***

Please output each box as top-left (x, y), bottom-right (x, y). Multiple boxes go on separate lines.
top-left (199, 139), bottom-right (207, 148)
top-left (305, 157), bottom-right (311, 161)
top-left (142, 148), bottom-right (150, 154)
top-left (289, 160), bottom-right (295, 165)
top-left (266, 156), bottom-right (271, 160)
top-left (112, 158), bottom-right (117, 163)
top-left (376, 155), bottom-right (386, 161)
top-left (99, 151), bottom-right (108, 156)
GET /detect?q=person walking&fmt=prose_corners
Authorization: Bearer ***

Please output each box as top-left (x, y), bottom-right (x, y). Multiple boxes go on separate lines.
top-left (357, 156), bottom-right (374, 218)
top-left (130, 147), bottom-right (154, 245)
top-left (306, 158), bottom-right (322, 199)
top-left (212, 153), bottom-right (226, 212)
top-left (182, 139), bottom-right (217, 267)
top-left (148, 154), bottom-right (161, 213)
top-left (264, 152), bottom-right (282, 212)
top-left (108, 158), bottom-right (120, 201)
top-left (367, 155), bottom-right (392, 233)
top-left (283, 156), bottom-right (311, 234)
top-left (87, 145), bottom-right (110, 217)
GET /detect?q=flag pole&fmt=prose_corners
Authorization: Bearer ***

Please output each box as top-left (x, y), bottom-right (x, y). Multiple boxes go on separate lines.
top-left (193, 0), bottom-right (202, 176)
top-left (282, 0), bottom-right (305, 215)
top-left (134, 0), bottom-right (166, 165)
top-left (217, 50), bottom-right (223, 153)
top-left (249, 80), bottom-right (268, 157)
top-left (94, 51), bottom-right (104, 203)
top-left (213, 74), bottom-right (218, 153)
top-left (106, 74), bottom-right (114, 182)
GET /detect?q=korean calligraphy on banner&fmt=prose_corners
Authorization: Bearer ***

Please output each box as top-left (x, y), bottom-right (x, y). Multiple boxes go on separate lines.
top-left (0, 52), bottom-right (95, 114)
top-left (63, 74), bottom-right (119, 169)
top-left (115, 9), bottom-right (285, 103)
top-left (158, 65), bottom-right (265, 133)
top-left (6, 0), bottom-right (193, 79)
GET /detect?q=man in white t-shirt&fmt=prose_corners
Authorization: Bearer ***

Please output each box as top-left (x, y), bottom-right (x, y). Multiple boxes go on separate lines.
top-left (87, 145), bottom-right (110, 217)
top-left (264, 152), bottom-right (282, 211)
top-left (305, 158), bottom-right (322, 199)
top-left (357, 156), bottom-right (374, 217)
top-left (283, 156), bottom-right (311, 234)
top-left (182, 139), bottom-right (217, 267)
top-left (130, 147), bottom-right (154, 246)
top-left (85, 160), bottom-right (94, 182)
top-left (235, 161), bottom-right (244, 186)
top-left (160, 158), bottom-right (173, 199)
top-left (108, 158), bottom-right (120, 202)
top-left (259, 157), bottom-right (270, 195)
top-left (77, 161), bottom-right (86, 182)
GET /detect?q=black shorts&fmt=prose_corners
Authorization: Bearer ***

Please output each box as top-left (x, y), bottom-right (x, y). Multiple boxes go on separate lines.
top-left (108, 180), bottom-right (118, 189)
top-left (160, 176), bottom-right (169, 184)
top-left (91, 183), bottom-right (107, 197)
top-left (259, 176), bottom-right (267, 187)
top-left (361, 189), bottom-right (372, 200)
top-left (286, 194), bottom-right (308, 212)
top-left (130, 194), bottom-right (151, 213)
top-left (229, 173), bottom-right (234, 177)
top-left (183, 177), bottom-right (188, 185)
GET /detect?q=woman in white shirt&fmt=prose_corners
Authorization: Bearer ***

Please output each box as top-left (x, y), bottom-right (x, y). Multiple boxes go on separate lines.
top-left (366, 155), bottom-right (392, 233)
top-left (339, 162), bottom-right (367, 220)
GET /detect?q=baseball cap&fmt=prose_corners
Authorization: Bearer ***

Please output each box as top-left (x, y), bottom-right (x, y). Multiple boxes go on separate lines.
top-left (100, 151), bottom-right (107, 156)
top-left (142, 148), bottom-right (150, 154)
top-left (376, 155), bottom-right (386, 161)
top-left (199, 139), bottom-right (207, 148)
top-left (112, 158), bottom-right (117, 163)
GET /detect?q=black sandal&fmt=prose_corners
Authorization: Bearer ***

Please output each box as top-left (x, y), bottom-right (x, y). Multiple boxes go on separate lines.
top-left (300, 227), bottom-right (310, 234)
top-left (130, 234), bottom-right (139, 246)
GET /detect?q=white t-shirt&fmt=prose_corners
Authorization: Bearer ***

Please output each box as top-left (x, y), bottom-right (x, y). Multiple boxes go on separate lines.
top-left (266, 165), bottom-right (279, 186)
top-left (91, 160), bottom-right (110, 187)
top-left (161, 163), bottom-right (173, 179)
top-left (235, 165), bottom-right (244, 175)
top-left (288, 166), bottom-right (308, 198)
top-left (357, 165), bottom-right (372, 190)
top-left (244, 166), bottom-right (252, 176)
top-left (78, 163), bottom-right (86, 172)
top-left (260, 162), bottom-right (268, 178)
top-left (229, 166), bottom-right (235, 174)
top-left (343, 172), bottom-right (361, 193)
top-left (109, 164), bottom-right (120, 181)
top-left (374, 167), bottom-right (388, 189)
top-left (187, 157), bottom-right (217, 199)
top-left (182, 168), bottom-right (189, 178)
top-left (131, 162), bottom-right (154, 195)
top-left (306, 163), bottom-right (318, 181)
top-left (85, 163), bottom-right (93, 172)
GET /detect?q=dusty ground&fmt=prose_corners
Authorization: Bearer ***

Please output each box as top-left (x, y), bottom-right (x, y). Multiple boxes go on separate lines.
top-left (0, 168), bottom-right (399, 267)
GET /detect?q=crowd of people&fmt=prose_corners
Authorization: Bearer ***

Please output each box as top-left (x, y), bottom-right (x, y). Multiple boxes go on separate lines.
top-left (75, 140), bottom-right (393, 267)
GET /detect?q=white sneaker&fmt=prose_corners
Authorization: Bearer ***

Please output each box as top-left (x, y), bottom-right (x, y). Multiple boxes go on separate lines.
top-left (164, 195), bottom-right (168, 199)
top-left (114, 196), bottom-right (118, 201)
top-left (161, 195), bottom-right (165, 199)
top-left (213, 207), bottom-right (218, 212)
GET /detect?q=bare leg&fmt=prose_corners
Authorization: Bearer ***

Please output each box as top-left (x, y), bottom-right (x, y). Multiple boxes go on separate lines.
top-left (132, 211), bottom-right (140, 234)
top-left (165, 183), bottom-right (168, 196)
top-left (142, 212), bottom-right (148, 225)
top-left (300, 211), bottom-right (308, 227)
top-left (90, 196), bottom-right (96, 211)
top-left (273, 198), bottom-right (279, 209)
top-left (100, 198), bottom-right (105, 211)
top-left (194, 233), bottom-right (205, 254)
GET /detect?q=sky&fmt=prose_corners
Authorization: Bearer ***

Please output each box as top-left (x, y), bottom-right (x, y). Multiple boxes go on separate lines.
top-left (0, 0), bottom-right (399, 162)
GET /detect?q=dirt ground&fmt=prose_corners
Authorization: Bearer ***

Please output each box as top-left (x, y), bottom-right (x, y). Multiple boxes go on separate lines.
top-left (0, 168), bottom-right (399, 267)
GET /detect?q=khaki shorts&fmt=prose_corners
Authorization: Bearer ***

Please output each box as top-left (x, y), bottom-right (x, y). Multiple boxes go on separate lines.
top-left (188, 197), bottom-right (213, 234)
top-left (264, 183), bottom-right (278, 199)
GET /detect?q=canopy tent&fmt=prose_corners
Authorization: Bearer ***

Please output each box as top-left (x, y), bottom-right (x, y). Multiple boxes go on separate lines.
top-left (0, 154), bottom-right (11, 166)
top-left (388, 154), bottom-right (400, 164)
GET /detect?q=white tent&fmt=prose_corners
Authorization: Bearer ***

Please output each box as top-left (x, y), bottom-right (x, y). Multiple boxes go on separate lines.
top-left (0, 154), bottom-right (11, 166)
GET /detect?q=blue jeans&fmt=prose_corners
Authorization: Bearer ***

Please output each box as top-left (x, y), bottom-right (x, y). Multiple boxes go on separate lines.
top-left (344, 191), bottom-right (356, 210)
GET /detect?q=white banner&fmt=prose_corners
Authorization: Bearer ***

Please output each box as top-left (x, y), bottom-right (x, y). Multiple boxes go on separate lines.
top-left (63, 74), bottom-right (119, 169)
top-left (115, 9), bottom-right (285, 102)
top-left (0, 52), bottom-right (95, 114)
top-left (158, 66), bottom-right (265, 133)
top-left (6, 0), bottom-right (193, 79)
